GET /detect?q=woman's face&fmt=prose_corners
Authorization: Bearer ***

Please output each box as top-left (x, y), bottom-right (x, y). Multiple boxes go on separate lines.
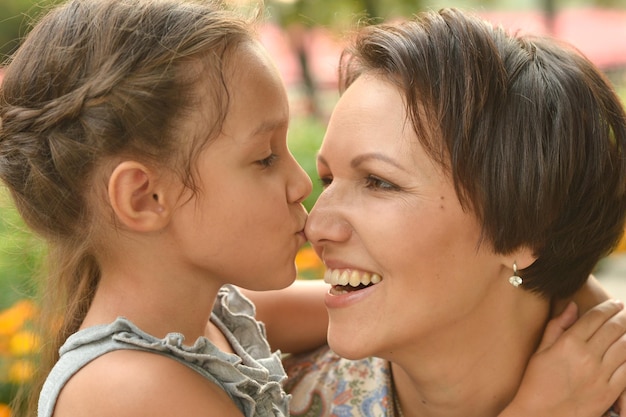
top-left (306, 74), bottom-right (508, 361)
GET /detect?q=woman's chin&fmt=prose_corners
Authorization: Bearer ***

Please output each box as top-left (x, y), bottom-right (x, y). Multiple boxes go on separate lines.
top-left (327, 327), bottom-right (373, 360)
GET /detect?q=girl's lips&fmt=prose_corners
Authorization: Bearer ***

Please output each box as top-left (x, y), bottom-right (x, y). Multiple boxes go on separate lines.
top-left (296, 230), bottom-right (307, 246)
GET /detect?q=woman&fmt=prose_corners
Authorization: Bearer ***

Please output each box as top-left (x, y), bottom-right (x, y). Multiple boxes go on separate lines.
top-left (281, 8), bottom-right (626, 417)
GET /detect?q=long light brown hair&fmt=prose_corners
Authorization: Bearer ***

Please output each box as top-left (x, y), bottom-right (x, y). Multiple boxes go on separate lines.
top-left (0, 0), bottom-right (256, 414)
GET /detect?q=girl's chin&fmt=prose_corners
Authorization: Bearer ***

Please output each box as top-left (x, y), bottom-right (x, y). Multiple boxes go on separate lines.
top-left (243, 271), bottom-right (296, 291)
top-left (270, 276), bottom-right (297, 291)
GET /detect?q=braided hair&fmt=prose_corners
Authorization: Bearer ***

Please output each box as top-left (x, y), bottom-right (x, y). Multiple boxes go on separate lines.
top-left (0, 0), bottom-right (255, 413)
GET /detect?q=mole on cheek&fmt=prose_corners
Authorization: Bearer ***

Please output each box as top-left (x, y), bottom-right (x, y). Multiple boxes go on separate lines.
top-left (440, 195), bottom-right (444, 210)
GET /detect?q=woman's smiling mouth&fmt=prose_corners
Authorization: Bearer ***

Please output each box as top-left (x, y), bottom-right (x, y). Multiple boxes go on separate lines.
top-left (323, 268), bottom-right (383, 294)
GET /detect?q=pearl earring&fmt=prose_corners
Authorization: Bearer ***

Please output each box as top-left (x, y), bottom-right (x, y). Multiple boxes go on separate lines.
top-left (508, 262), bottom-right (522, 287)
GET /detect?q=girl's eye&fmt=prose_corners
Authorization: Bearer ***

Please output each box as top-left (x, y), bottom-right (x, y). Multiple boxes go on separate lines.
top-left (365, 175), bottom-right (398, 191)
top-left (257, 153), bottom-right (278, 168)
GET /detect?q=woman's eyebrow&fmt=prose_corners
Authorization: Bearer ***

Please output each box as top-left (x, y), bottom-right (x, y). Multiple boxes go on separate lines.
top-left (316, 153), bottom-right (329, 167)
top-left (317, 152), bottom-right (408, 173)
top-left (351, 152), bottom-right (408, 173)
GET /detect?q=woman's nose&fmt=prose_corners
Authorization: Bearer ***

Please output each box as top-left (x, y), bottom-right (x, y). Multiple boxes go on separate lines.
top-left (305, 191), bottom-right (352, 247)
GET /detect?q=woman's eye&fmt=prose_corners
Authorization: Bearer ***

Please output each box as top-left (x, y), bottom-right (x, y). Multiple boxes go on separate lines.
top-left (318, 176), bottom-right (332, 188)
top-left (257, 153), bottom-right (278, 168)
top-left (365, 175), bottom-right (398, 191)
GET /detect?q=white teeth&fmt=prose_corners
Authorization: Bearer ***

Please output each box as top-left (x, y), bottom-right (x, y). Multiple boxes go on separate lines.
top-left (338, 271), bottom-right (350, 286)
top-left (349, 270), bottom-right (361, 287)
top-left (324, 268), bottom-right (382, 287)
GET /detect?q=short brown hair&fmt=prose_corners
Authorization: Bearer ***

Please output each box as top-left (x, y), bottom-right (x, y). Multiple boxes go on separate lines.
top-left (339, 8), bottom-right (626, 298)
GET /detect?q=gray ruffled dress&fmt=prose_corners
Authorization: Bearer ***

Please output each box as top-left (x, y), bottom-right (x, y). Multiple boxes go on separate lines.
top-left (38, 285), bottom-right (290, 416)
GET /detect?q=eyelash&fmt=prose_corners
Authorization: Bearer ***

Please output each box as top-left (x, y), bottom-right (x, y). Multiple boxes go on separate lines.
top-left (319, 176), bottom-right (332, 188)
top-left (257, 153), bottom-right (278, 168)
top-left (318, 175), bottom-right (399, 191)
top-left (365, 175), bottom-right (399, 191)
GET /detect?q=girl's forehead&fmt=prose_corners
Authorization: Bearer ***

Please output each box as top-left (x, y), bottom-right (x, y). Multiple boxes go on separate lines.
top-left (228, 40), bottom-right (280, 80)
top-left (213, 43), bottom-right (289, 142)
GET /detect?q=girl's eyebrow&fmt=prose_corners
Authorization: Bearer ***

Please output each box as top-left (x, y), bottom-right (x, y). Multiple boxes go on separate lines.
top-left (250, 118), bottom-right (288, 138)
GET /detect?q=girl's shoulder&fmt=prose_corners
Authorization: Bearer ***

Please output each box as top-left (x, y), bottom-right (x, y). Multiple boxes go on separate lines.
top-left (51, 348), bottom-right (245, 417)
top-left (41, 315), bottom-right (289, 417)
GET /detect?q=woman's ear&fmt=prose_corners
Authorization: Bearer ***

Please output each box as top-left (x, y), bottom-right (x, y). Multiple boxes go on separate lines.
top-left (108, 161), bottom-right (171, 232)
top-left (507, 246), bottom-right (537, 271)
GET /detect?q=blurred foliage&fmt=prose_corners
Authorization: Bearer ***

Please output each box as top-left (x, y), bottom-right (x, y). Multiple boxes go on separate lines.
top-left (2, 0), bottom-right (625, 65)
top-left (265, 0), bottom-right (625, 29)
top-left (0, 190), bottom-right (41, 311)
top-left (0, 299), bottom-right (41, 416)
top-left (295, 245), bottom-right (325, 280)
top-left (287, 116), bottom-right (326, 211)
top-left (264, 0), bottom-right (466, 28)
top-left (0, 0), bottom-right (61, 65)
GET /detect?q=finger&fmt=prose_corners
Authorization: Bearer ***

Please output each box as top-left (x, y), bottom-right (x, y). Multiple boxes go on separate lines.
top-left (565, 299), bottom-right (624, 342)
top-left (607, 360), bottom-right (626, 412)
top-left (596, 337), bottom-right (626, 414)
top-left (536, 301), bottom-right (579, 352)
top-left (604, 334), bottom-right (626, 381)
top-left (588, 310), bottom-right (626, 359)
top-left (616, 389), bottom-right (625, 415)
top-left (591, 348), bottom-right (626, 416)
top-left (615, 391), bottom-right (624, 415)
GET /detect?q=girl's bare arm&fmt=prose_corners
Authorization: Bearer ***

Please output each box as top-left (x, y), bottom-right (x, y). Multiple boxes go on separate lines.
top-left (242, 280), bottom-right (329, 354)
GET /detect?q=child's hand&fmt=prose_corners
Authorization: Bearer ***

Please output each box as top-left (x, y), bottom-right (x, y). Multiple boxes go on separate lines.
top-left (501, 299), bottom-right (626, 417)
top-left (552, 275), bottom-right (611, 318)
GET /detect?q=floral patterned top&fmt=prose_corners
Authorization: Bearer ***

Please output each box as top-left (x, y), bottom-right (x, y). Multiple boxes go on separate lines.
top-left (284, 345), bottom-right (396, 417)
top-left (38, 285), bottom-right (289, 417)
top-left (283, 345), bottom-right (619, 417)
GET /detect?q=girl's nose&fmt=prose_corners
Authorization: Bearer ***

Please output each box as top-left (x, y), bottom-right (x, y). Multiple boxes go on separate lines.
top-left (287, 155), bottom-right (313, 204)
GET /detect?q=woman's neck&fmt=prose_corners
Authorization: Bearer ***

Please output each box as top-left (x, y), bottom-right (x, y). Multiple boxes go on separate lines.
top-left (389, 289), bottom-right (550, 417)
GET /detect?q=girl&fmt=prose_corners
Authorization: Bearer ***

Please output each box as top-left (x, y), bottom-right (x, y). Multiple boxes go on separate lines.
top-left (0, 1), bottom-right (311, 416)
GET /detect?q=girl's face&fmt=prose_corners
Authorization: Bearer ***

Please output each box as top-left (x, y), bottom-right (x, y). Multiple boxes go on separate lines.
top-left (306, 74), bottom-right (508, 361)
top-left (168, 41), bottom-right (311, 291)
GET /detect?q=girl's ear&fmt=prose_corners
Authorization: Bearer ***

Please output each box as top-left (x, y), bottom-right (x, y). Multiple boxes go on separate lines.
top-left (108, 161), bottom-right (172, 232)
